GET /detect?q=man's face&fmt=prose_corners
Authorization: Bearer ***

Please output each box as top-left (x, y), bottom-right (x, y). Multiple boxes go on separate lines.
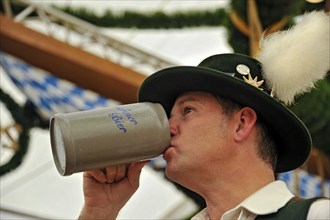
top-left (164, 91), bottom-right (235, 183)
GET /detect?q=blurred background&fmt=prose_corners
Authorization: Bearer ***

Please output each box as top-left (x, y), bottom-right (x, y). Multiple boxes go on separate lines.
top-left (1, 0), bottom-right (329, 219)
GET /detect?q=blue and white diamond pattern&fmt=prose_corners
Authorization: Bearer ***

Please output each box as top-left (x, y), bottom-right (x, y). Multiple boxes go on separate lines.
top-left (278, 169), bottom-right (330, 198)
top-left (0, 51), bottom-right (119, 120)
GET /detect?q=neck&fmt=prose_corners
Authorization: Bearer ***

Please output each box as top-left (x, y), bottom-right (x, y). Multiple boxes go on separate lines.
top-left (207, 167), bottom-right (274, 219)
top-left (184, 157), bottom-right (275, 219)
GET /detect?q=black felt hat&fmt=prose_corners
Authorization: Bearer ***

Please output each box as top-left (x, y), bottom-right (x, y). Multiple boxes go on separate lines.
top-left (138, 53), bottom-right (311, 173)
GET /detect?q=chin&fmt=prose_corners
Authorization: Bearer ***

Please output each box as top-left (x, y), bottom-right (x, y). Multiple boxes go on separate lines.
top-left (164, 162), bottom-right (177, 180)
top-left (165, 163), bottom-right (185, 183)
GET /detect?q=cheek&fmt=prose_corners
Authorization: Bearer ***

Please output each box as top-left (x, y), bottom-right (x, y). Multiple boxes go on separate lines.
top-left (182, 117), bottom-right (228, 153)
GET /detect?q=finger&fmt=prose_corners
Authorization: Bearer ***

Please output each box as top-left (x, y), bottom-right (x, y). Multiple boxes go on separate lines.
top-left (104, 166), bottom-right (117, 183)
top-left (127, 161), bottom-right (149, 189)
top-left (114, 164), bottom-right (127, 182)
top-left (84, 169), bottom-right (107, 183)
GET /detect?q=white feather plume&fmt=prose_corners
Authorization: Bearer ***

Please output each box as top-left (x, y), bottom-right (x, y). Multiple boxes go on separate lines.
top-left (258, 11), bottom-right (329, 105)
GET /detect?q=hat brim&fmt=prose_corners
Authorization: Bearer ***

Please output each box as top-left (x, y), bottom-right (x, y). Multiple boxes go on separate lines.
top-left (138, 66), bottom-right (311, 173)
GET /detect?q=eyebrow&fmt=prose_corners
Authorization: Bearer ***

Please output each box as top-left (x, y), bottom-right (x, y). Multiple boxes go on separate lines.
top-left (170, 96), bottom-right (199, 118)
top-left (175, 96), bottom-right (198, 106)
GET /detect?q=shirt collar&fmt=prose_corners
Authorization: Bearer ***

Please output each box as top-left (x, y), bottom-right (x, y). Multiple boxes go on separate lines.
top-left (239, 180), bottom-right (294, 215)
top-left (192, 180), bottom-right (294, 219)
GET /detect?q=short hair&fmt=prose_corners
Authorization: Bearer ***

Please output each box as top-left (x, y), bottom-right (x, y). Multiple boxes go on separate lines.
top-left (213, 94), bottom-right (278, 171)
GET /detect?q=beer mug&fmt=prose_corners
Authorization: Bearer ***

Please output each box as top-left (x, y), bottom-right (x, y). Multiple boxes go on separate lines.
top-left (50, 102), bottom-right (170, 176)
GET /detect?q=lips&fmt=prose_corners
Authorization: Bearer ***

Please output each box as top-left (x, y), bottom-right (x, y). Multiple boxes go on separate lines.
top-left (163, 145), bottom-right (174, 161)
top-left (163, 146), bottom-right (171, 154)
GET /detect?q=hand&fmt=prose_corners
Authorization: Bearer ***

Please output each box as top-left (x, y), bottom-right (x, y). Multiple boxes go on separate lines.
top-left (79, 161), bottom-right (149, 219)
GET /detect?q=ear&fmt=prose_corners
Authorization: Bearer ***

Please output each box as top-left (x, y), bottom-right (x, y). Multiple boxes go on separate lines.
top-left (233, 107), bottom-right (257, 142)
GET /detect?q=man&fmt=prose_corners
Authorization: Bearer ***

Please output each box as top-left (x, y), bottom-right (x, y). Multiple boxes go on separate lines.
top-left (79, 12), bottom-right (329, 219)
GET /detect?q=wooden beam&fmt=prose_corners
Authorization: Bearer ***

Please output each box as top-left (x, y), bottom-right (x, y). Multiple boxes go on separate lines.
top-left (0, 15), bottom-right (146, 104)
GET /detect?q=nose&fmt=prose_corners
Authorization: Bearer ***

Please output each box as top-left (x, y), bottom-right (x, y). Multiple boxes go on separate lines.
top-left (169, 117), bottom-right (178, 137)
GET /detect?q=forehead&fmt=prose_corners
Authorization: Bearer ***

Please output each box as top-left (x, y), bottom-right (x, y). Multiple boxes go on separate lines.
top-left (170, 91), bottom-right (223, 117)
top-left (173, 91), bottom-right (216, 106)
top-left (170, 91), bottom-right (224, 117)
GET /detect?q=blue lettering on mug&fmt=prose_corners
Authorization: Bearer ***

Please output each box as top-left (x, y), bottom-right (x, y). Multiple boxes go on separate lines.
top-left (109, 113), bottom-right (127, 133)
top-left (116, 107), bottom-right (138, 125)
top-left (108, 107), bottom-right (139, 133)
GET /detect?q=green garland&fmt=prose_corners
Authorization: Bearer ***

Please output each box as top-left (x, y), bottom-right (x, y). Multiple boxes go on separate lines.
top-left (227, 0), bottom-right (310, 55)
top-left (57, 6), bottom-right (229, 29)
top-left (0, 88), bottom-right (30, 176)
top-left (0, 1), bottom-right (324, 30)
top-left (54, 1), bottom-right (324, 30)
top-left (289, 74), bottom-right (330, 157)
top-left (0, 88), bottom-right (46, 176)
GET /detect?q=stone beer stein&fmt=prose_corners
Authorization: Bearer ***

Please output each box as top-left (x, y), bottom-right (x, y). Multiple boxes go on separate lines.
top-left (50, 102), bottom-right (170, 176)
